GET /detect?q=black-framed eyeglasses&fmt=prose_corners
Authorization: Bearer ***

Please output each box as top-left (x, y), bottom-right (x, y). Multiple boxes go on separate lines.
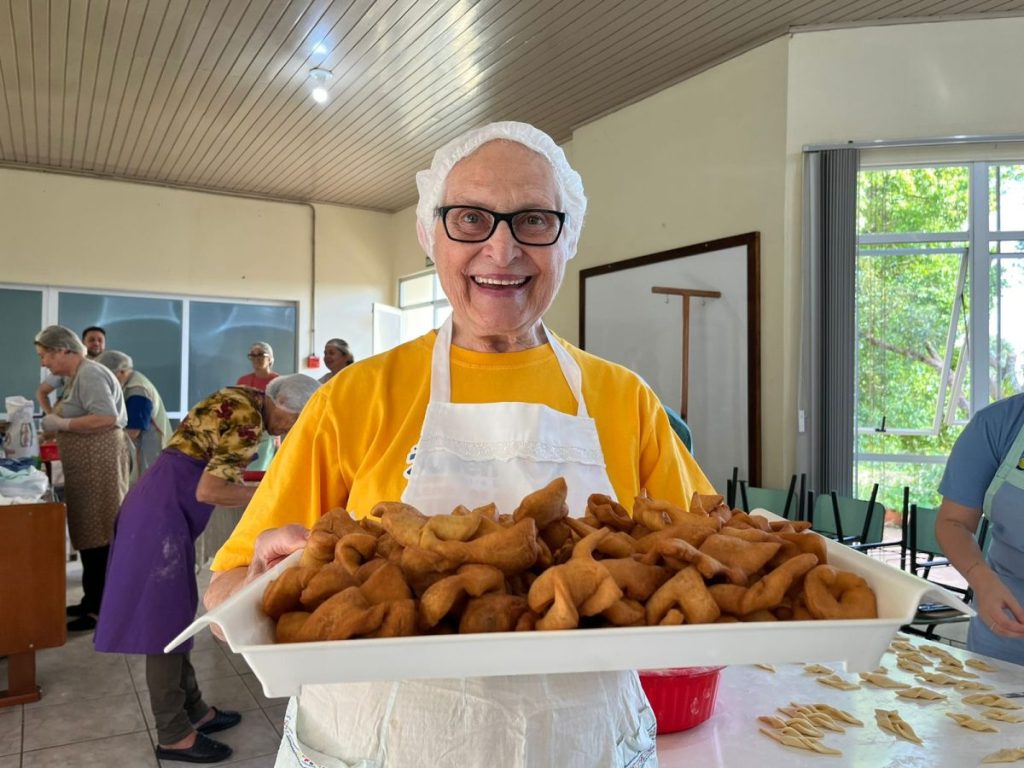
top-left (248, 352), bottom-right (268, 359)
top-left (436, 206), bottom-right (566, 246)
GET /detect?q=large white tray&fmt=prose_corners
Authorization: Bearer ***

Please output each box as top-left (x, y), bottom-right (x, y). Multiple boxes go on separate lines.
top-left (168, 511), bottom-right (972, 698)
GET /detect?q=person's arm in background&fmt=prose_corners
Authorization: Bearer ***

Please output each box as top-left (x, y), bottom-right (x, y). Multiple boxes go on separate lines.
top-left (41, 412), bottom-right (117, 433)
top-left (936, 499), bottom-right (1024, 637)
top-left (124, 392), bottom-right (153, 441)
top-left (195, 471), bottom-right (257, 506)
top-left (36, 379), bottom-right (56, 414)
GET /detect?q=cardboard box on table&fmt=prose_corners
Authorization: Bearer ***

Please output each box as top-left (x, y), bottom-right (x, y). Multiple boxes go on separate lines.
top-left (168, 510), bottom-right (971, 698)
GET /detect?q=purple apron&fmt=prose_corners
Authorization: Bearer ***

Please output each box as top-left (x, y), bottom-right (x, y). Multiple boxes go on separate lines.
top-left (94, 450), bottom-right (215, 655)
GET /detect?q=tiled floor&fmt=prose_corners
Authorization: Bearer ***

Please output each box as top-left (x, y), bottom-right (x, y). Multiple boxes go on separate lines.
top-left (1, 523), bottom-right (972, 767)
top-left (0, 563), bottom-right (288, 768)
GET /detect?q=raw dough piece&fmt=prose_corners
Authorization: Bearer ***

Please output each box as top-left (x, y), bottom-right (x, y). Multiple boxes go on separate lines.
top-left (946, 711), bottom-right (999, 732)
top-left (967, 658), bottom-right (1000, 673)
top-left (817, 674), bottom-right (860, 691)
top-left (964, 694), bottom-right (1024, 710)
top-left (875, 709), bottom-right (923, 745)
top-left (859, 672), bottom-right (910, 689)
top-left (896, 686), bottom-right (946, 701)
top-left (759, 727), bottom-right (842, 756)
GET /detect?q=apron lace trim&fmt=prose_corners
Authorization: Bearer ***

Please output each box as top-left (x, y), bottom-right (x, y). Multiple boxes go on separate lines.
top-left (417, 433), bottom-right (605, 465)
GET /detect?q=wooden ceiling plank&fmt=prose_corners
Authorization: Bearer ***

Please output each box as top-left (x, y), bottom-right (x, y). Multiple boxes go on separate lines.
top-left (125, 0), bottom-right (235, 177)
top-left (82, 0), bottom-right (133, 171)
top-left (93, 0), bottom-right (151, 170)
top-left (45, 0), bottom-right (71, 166)
top-left (138, 0), bottom-right (275, 178)
top-left (0, 0), bottom-right (31, 162)
top-left (310, 0), bottom-right (738, 198)
top-left (308, 0), bottom-right (718, 200)
top-left (153, 0), bottom-right (308, 181)
top-left (302, 0), bottom-right (648, 198)
top-left (532, 4), bottom-right (795, 133)
top-left (127, 0), bottom-right (241, 176)
top-left (0, 1), bottom-right (19, 160)
top-left (28, 0), bottom-right (49, 164)
top-left (207, 0), bottom-right (432, 189)
top-left (103, 0), bottom-right (167, 171)
top-left (246, 0), bottom-right (575, 195)
top-left (57, 0), bottom-right (88, 169)
top-left (194, 0), bottom-right (390, 186)
top-left (69, 0), bottom-right (112, 169)
top-left (210, 0), bottom-right (435, 190)
top-left (177, 0), bottom-right (351, 185)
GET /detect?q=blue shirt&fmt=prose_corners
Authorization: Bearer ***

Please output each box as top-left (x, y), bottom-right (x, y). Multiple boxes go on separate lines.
top-left (125, 394), bottom-right (154, 432)
top-left (939, 393), bottom-right (1024, 509)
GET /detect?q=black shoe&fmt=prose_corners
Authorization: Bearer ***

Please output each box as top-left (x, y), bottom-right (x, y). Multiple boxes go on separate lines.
top-left (194, 708), bottom-right (241, 735)
top-left (66, 614), bottom-right (97, 632)
top-left (155, 733), bottom-right (232, 764)
top-left (65, 603), bottom-right (87, 618)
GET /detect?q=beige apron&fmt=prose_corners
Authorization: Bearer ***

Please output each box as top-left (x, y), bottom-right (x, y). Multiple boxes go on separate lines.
top-left (54, 411), bottom-right (131, 550)
top-left (277, 318), bottom-right (658, 768)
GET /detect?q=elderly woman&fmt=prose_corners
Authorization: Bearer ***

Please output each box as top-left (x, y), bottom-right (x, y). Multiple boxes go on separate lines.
top-left (237, 341), bottom-right (281, 470)
top-left (94, 374), bottom-right (319, 765)
top-left (96, 350), bottom-right (172, 481)
top-left (318, 337), bottom-right (354, 383)
top-left (236, 341), bottom-right (279, 390)
top-left (205, 122), bottom-right (713, 767)
top-left (35, 325), bottom-right (131, 632)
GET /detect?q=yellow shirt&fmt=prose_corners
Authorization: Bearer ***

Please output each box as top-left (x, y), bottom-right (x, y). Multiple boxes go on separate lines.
top-left (212, 330), bottom-right (713, 571)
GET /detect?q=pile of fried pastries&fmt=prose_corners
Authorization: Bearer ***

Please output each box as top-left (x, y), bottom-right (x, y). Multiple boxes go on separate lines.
top-left (261, 478), bottom-right (879, 643)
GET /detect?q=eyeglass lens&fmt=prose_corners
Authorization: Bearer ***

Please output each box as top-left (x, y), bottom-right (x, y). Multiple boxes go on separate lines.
top-left (442, 207), bottom-right (563, 245)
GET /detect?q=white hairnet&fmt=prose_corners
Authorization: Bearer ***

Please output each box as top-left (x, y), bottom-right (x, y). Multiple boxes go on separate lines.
top-left (250, 341), bottom-right (274, 359)
top-left (415, 121), bottom-right (587, 261)
top-left (95, 350), bottom-right (134, 373)
top-left (266, 373), bottom-right (319, 413)
top-left (34, 325), bottom-right (87, 355)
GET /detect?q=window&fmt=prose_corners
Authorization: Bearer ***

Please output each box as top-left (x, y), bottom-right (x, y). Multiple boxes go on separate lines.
top-left (398, 270), bottom-right (451, 341)
top-left (855, 161), bottom-right (1024, 508)
top-left (1, 284), bottom-right (297, 418)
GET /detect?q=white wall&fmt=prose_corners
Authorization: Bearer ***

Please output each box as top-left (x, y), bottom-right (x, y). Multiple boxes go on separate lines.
top-left (313, 203), bottom-right (400, 366)
top-left (548, 38), bottom-right (790, 489)
top-left (0, 168), bottom-right (395, 374)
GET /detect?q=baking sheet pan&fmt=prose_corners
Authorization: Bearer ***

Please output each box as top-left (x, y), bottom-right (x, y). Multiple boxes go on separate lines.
top-left (168, 511), bottom-right (972, 698)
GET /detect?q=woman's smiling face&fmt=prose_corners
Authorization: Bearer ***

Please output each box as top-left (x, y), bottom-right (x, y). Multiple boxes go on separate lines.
top-left (432, 140), bottom-right (567, 352)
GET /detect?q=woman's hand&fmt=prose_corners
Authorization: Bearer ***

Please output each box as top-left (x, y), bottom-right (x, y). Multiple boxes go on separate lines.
top-left (246, 524), bottom-right (310, 582)
top-left (204, 525), bottom-right (309, 640)
top-left (40, 414), bottom-right (70, 432)
top-left (971, 567), bottom-right (1024, 638)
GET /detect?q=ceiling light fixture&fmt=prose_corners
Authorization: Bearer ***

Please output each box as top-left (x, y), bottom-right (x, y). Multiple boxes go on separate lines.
top-left (309, 67), bottom-right (333, 104)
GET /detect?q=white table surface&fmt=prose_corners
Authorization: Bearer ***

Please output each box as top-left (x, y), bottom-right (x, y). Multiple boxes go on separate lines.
top-left (656, 633), bottom-right (1024, 767)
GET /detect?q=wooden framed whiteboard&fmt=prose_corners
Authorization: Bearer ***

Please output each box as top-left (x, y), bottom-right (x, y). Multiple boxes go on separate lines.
top-left (579, 232), bottom-right (761, 488)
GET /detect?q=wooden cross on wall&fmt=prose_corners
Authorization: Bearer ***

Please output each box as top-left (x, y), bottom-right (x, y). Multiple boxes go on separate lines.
top-left (651, 286), bottom-right (722, 420)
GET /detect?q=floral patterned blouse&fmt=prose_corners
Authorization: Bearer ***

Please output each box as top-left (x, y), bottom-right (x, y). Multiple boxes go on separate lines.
top-left (166, 387), bottom-right (264, 482)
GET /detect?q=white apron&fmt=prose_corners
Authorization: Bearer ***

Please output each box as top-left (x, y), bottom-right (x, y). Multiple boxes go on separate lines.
top-left (278, 318), bottom-right (658, 768)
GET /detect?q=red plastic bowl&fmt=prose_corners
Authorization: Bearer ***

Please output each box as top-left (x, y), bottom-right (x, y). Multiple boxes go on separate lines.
top-left (639, 666), bottom-right (723, 734)
top-left (39, 442), bottom-right (60, 461)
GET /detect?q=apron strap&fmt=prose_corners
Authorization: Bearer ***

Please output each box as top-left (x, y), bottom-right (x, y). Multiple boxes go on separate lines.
top-left (429, 316), bottom-right (589, 418)
top-left (982, 416), bottom-right (1024, 519)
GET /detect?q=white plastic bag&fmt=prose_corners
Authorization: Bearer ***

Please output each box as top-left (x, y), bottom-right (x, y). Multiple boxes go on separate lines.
top-left (0, 464), bottom-right (48, 500)
top-left (3, 395), bottom-right (39, 460)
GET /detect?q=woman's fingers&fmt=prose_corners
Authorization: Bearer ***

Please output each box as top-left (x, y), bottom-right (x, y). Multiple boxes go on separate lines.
top-left (247, 524), bottom-right (310, 581)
